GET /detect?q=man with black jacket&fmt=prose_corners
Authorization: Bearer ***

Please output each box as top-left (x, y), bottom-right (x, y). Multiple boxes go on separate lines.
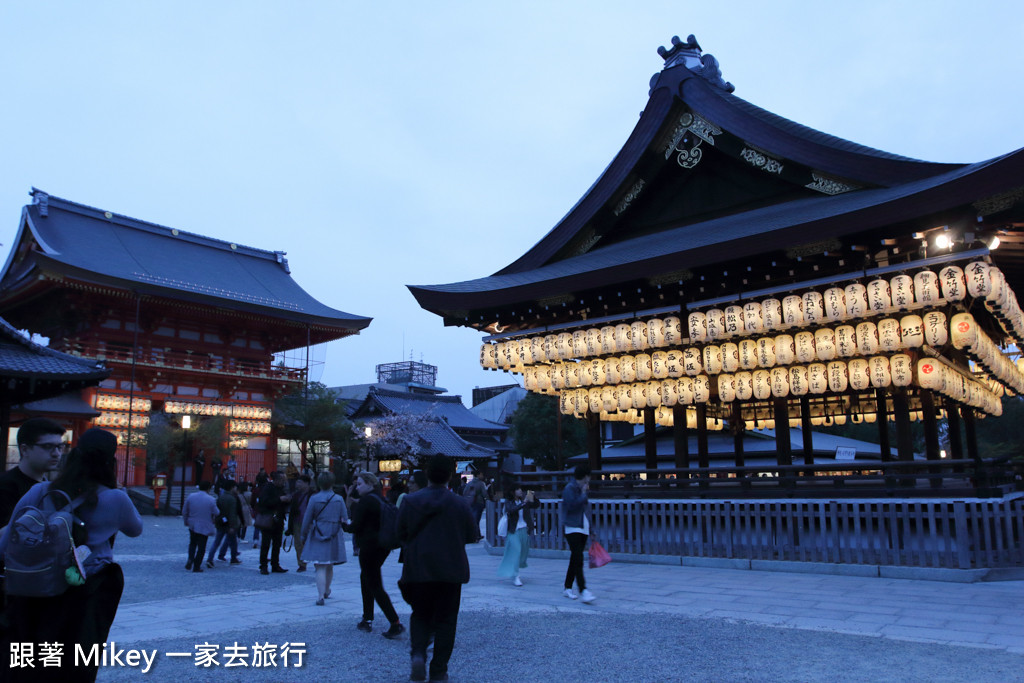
top-left (397, 454), bottom-right (477, 683)
top-left (255, 472), bottom-right (291, 574)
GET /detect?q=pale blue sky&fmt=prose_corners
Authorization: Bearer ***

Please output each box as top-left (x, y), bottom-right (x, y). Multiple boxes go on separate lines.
top-left (2, 2), bottom-right (1022, 399)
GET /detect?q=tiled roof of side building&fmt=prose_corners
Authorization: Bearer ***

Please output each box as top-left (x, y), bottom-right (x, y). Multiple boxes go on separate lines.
top-left (0, 316), bottom-right (109, 380)
top-left (2, 191), bottom-right (371, 332)
top-left (415, 419), bottom-right (497, 459)
top-left (367, 388), bottom-right (508, 433)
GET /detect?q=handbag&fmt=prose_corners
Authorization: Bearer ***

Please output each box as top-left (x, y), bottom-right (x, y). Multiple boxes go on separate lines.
top-left (254, 511), bottom-right (274, 531)
top-left (496, 514), bottom-right (509, 538)
top-left (588, 540), bottom-right (612, 568)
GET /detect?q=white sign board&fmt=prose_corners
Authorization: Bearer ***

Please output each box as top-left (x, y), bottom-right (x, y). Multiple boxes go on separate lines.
top-left (835, 446), bottom-right (857, 461)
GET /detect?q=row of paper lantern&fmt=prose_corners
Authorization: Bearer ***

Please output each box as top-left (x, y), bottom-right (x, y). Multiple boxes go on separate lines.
top-left (972, 262), bottom-right (1024, 345)
top-left (228, 437), bottom-right (250, 450)
top-left (228, 419), bottom-right (272, 435)
top-left (164, 401), bottom-right (272, 420)
top-left (94, 412), bottom-right (151, 429)
top-left (594, 405), bottom-right (942, 429)
top-left (949, 312), bottom-right (1024, 394)
top-left (94, 394), bottom-right (152, 413)
top-left (481, 262), bottom-right (1013, 369)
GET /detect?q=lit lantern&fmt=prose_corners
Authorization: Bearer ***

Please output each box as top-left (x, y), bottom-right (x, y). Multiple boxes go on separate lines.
top-left (761, 298), bottom-right (782, 331)
top-left (588, 388), bottom-right (602, 414)
top-left (559, 391), bottom-right (575, 415)
top-left (605, 357), bottom-right (621, 385)
top-left (619, 354), bottom-right (637, 383)
top-left (950, 312), bottom-right (977, 349)
top-left (614, 324), bottom-right (632, 353)
top-left (664, 316), bottom-right (683, 345)
top-left (789, 365), bottom-right (809, 396)
top-left (738, 339), bottom-right (758, 369)
top-left (702, 345), bottom-right (723, 375)
top-left (753, 370), bottom-right (772, 400)
top-left (576, 361), bottom-right (592, 387)
top-left (550, 363), bottom-right (567, 389)
top-left (601, 386), bottom-right (616, 413)
top-left (795, 331), bottom-right (816, 363)
top-left (965, 261), bottom-right (992, 298)
top-left (647, 319), bottom-right (666, 348)
top-left (803, 291), bottom-right (825, 324)
top-left (585, 329), bottom-right (601, 357)
top-left (544, 335), bottom-right (558, 362)
top-left (808, 363), bottom-right (827, 394)
top-left (756, 337), bottom-right (776, 367)
top-left (631, 321), bottom-right (649, 351)
top-left (856, 321), bottom-right (879, 355)
top-left (890, 274), bottom-right (914, 311)
top-left (891, 354), bottom-right (912, 387)
top-left (775, 334), bottom-right (795, 366)
top-left (568, 362), bottom-right (586, 388)
top-left (835, 325), bottom-right (858, 357)
top-left (572, 330), bottom-right (587, 358)
top-left (530, 336), bottom-right (546, 364)
top-left (682, 347), bottom-right (703, 376)
top-left (694, 375), bottom-right (711, 403)
top-left (917, 358), bottom-right (943, 390)
top-left (877, 318), bottom-right (903, 352)
top-left (537, 366), bottom-right (553, 391)
top-left (678, 377), bottom-right (695, 405)
top-left (660, 379), bottom-right (679, 406)
top-left (869, 356), bottom-right (892, 388)
top-left (480, 344), bottom-right (497, 369)
top-left (845, 283), bottom-right (869, 319)
top-left (718, 374), bottom-right (737, 402)
top-left (939, 265), bottom-right (966, 301)
top-left (985, 267), bottom-right (1006, 307)
top-left (743, 302), bottom-right (764, 335)
top-left (914, 270), bottom-right (940, 305)
top-left (827, 361), bottom-right (848, 392)
top-left (721, 342), bottom-right (740, 373)
top-left (824, 287), bottom-right (847, 322)
top-left (735, 371), bottom-right (753, 401)
top-left (866, 281), bottom-right (894, 317)
top-left (770, 367), bottom-right (790, 397)
top-left (635, 353), bottom-right (653, 381)
top-left (587, 358), bottom-right (606, 386)
top-left (705, 309), bottom-right (725, 341)
top-left (646, 381), bottom-right (662, 408)
top-left (600, 327), bottom-right (616, 355)
top-left (651, 350), bottom-right (669, 379)
top-left (665, 349), bottom-right (684, 378)
top-left (687, 312), bottom-right (708, 343)
top-left (616, 385), bottom-right (632, 411)
top-left (495, 341), bottom-right (511, 369)
top-left (631, 382), bottom-right (648, 409)
top-left (848, 358), bottom-right (870, 390)
top-left (724, 305), bottom-right (744, 338)
top-left (814, 328), bottom-right (837, 361)
top-left (782, 295), bottom-right (804, 327)
top-left (900, 315), bottom-right (924, 348)
top-left (557, 332), bottom-right (574, 360)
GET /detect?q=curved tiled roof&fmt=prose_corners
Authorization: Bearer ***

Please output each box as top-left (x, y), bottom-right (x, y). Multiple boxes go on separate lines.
top-left (366, 388), bottom-right (507, 433)
top-left (0, 317), bottom-right (108, 380)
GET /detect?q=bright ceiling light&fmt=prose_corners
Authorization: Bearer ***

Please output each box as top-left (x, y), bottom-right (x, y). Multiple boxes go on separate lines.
top-left (935, 234), bottom-right (951, 249)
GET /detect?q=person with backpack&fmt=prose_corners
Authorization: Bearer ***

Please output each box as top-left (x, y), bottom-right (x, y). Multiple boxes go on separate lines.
top-left (461, 471), bottom-right (487, 542)
top-left (343, 471), bottom-right (405, 639)
top-left (0, 427), bottom-right (142, 682)
top-left (299, 471), bottom-right (349, 605)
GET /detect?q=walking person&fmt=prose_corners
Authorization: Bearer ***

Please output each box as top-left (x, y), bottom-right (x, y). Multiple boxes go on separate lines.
top-left (288, 474), bottom-right (312, 571)
top-left (0, 427), bottom-right (143, 683)
top-left (461, 471), bottom-right (487, 541)
top-left (255, 471), bottom-right (291, 574)
top-left (397, 454), bottom-right (477, 683)
top-left (299, 471), bottom-right (349, 605)
top-left (497, 486), bottom-right (540, 586)
top-left (207, 479), bottom-right (241, 566)
top-left (561, 465), bottom-right (595, 603)
top-left (344, 472), bottom-right (405, 639)
top-left (183, 480), bottom-right (217, 572)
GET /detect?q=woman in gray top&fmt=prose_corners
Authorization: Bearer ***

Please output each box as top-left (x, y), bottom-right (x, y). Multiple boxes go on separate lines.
top-left (300, 471), bottom-right (349, 605)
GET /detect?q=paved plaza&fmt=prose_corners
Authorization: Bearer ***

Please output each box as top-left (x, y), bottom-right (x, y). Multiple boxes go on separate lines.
top-left (84, 518), bottom-right (1024, 682)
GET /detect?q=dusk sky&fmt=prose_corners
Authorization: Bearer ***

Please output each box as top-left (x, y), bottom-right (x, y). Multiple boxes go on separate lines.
top-left (2, 2), bottom-right (1022, 401)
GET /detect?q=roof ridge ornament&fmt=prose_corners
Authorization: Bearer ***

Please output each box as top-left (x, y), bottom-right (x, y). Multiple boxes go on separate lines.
top-left (30, 187), bottom-right (49, 217)
top-left (657, 34), bottom-right (735, 93)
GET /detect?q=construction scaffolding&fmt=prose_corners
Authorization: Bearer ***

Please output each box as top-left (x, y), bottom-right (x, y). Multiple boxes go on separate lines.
top-left (376, 360), bottom-right (437, 387)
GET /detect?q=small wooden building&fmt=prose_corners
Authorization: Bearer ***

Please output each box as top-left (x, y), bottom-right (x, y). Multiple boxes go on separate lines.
top-left (410, 36), bottom-right (1024, 497)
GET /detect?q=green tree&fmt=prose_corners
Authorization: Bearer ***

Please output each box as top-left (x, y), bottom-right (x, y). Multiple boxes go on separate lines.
top-left (508, 393), bottom-right (587, 471)
top-left (274, 381), bottom-right (356, 474)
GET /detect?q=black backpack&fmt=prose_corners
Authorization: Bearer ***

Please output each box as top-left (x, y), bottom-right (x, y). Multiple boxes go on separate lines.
top-left (375, 494), bottom-right (400, 551)
top-left (4, 489), bottom-right (88, 597)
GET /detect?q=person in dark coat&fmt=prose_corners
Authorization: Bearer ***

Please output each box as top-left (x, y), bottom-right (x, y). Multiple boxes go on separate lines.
top-left (255, 471), bottom-right (291, 574)
top-left (397, 454), bottom-right (477, 683)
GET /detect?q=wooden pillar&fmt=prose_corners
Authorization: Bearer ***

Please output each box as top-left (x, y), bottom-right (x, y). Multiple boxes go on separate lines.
top-left (876, 389), bottom-right (892, 462)
top-left (732, 401), bottom-right (745, 469)
top-left (920, 391), bottom-right (942, 489)
top-left (800, 396), bottom-right (814, 466)
top-left (946, 399), bottom-right (964, 473)
top-left (587, 412), bottom-right (602, 473)
top-left (696, 404), bottom-right (709, 470)
top-left (892, 390), bottom-right (914, 487)
top-left (774, 397), bottom-right (792, 467)
top-left (643, 407), bottom-right (658, 471)
top-left (672, 404), bottom-right (689, 469)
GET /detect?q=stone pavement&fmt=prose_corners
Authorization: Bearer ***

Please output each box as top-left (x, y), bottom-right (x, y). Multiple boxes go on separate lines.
top-left (108, 520), bottom-right (1024, 655)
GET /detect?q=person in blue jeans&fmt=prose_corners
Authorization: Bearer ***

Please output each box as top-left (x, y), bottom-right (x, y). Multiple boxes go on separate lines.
top-left (207, 479), bottom-right (241, 566)
top-left (561, 465), bottom-right (595, 604)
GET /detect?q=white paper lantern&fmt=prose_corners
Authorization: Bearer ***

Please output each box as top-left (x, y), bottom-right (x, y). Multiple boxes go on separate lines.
top-left (587, 358), bottom-right (607, 385)
top-left (916, 358), bottom-right (943, 390)
top-left (890, 274), bottom-right (914, 311)
top-left (604, 357), bottom-right (621, 385)
top-left (900, 315), bottom-right (924, 348)
top-left (824, 287), bottom-right (847, 322)
top-left (964, 261), bottom-right (992, 299)
top-left (795, 331), bottom-right (816, 363)
top-left (856, 321), bottom-right (879, 355)
top-left (559, 391), bottom-right (576, 415)
top-left (515, 338), bottom-right (531, 367)
top-left (619, 354), bottom-right (638, 383)
top-left (770, 367), bottom-right (790, 397)
top-left (808, 363), bottom-right (828, 394)
top-left (986, 267), bottom-right (1006, 307)
top-left (869, 356), bottom-right (892, 388)
top-left (724, 305), bottom-right (744, 338)
top-left (665, 350), bottom-right (684, 378)
top-left (835, 325), bottom-right (858, 358)
top-left (651, 351), bottom-right (669, 379)
top-left (687, 312), bottom-right (708, 343)
top-left (678, 377), bottom-right (695, 405)
top-left (663, 316), bottom-right (682, 346)
top-left (939, 265), bottom-right (967, 302)
top-left (572, 330), bottom-right (587, 358)
top-left (774, 334), bottom-right (795, 366)
top-left (634, 353), bottom-right (652, 381)
top-left (550, 363), bottom-right (567, 389)
top-left (577, 360), bottom-right (592, 386)
top-left (914, 271), bottom-right (940, 305)
top-left (878, 318), bottom-right (903, 352)
top-left (660, 379), bottom-right (679, 407)
top-left (600, 327), bottom-right (616, 355)
top-left (782, 295), bottom-right (805, 328)
top-left (534, 336), bottom-right (550, 364)
top-left (735, 371), bottom-right (753, 400)
top-left (891, 354), bottom-right (912, 387)
top-left (827, 361), bottom-right (849, 393)
top-left (717, 374), bottom-right (736, 403)
top-left (743, 302), bottom-right (764, 335)
top-left (702, 345), bottom-right (723, 375)
top-left (738, 339), bottom-right (758, 370)
top-left (630, 321), bottom-right (648, 351)
top-left (631, 382), bottom-right (649, 409)
top-left (756, 337), bottom-right (777, 367)
top-left (950, 312), bottom-right (977, 349)
top-left (694, 375), bottom-right (711, 403)
top-left (867, 279), bottom-right (892, 314)
top-left (480, 344), bottom-right (497, 369)
top-left (584, 329), bottom-right (601, 357)
top-left (647, 319), bottom-right (666, 348)
top-left (600, 386), bottom-right (616, 412)
top-left (616, 385), bottom-right (632, 411)
top-left (704, 310), bottom-right (724, 341)
top-left (588, 387), bottom-right (602, 413)
top-left (545, 335), bottom-right (559, 362)
top-left (789, 365), bottom-right (809, 396)
top-left (557, 332), bottom-right (574, 360)
top-left (537, 366), bottom-right (553, 391)
top-left (814, 328), bottom-right (837, 361)
top-left (848, 358), bottom-right (870, 390)
top-left (845, 283), bottom-right (869, 319)
top-left (803, 291), bottom-right (825, 324)
top-left (721, 342), bottom-right (740, 373)
top-left (642, 381), bottom-right (659, 408)
top-left (614, 324), bottom-right (632, 353)
top-left (761, 298), bottom-right (783, 332)
top-left (753, 370), bottom-right (772, 400)
top-left (682, 347), bottom-right (703, 376)
top-left (523, 367), bottom-right (539, 391)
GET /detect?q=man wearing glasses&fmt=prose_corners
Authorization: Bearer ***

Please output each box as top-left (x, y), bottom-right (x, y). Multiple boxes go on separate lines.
top-left (0, 417), bottom-right (67, 534)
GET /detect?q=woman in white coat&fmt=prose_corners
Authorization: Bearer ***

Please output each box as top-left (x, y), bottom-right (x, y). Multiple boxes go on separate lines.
top-left (300, 471), bottom-right (349, 605)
